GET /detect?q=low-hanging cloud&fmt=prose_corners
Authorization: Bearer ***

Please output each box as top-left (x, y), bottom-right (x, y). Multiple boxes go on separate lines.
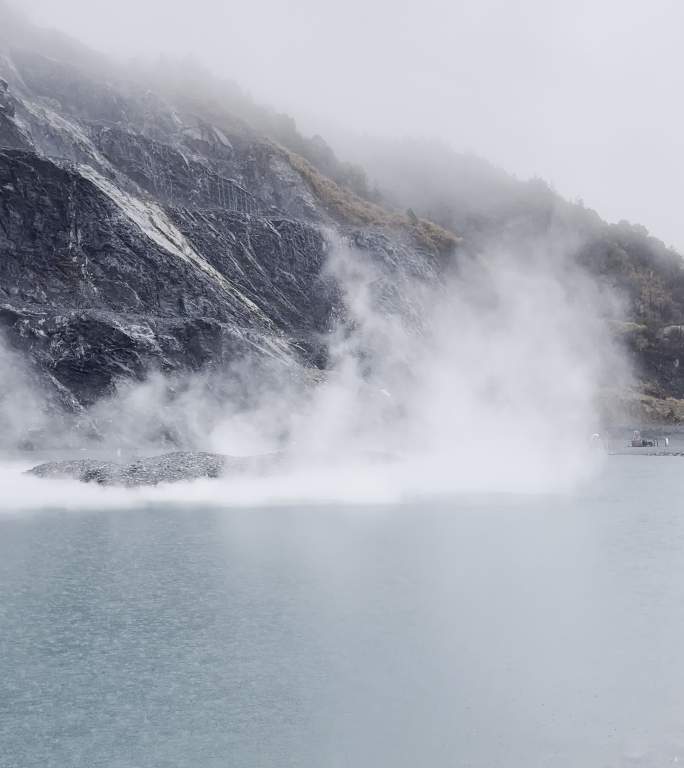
top-left (15, 0), bottom-right (684, 251)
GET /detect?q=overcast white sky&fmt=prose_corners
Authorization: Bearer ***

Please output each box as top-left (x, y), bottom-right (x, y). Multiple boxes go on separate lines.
top-left (18, 0), bottom-right (684, 249)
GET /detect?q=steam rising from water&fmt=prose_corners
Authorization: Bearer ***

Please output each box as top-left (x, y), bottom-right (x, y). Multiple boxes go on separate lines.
top-left (0, 239), bottom-right (627, 511)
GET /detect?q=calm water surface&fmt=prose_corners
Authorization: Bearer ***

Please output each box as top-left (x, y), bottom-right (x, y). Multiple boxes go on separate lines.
top-left (2, 456), bottom-right (684, 767)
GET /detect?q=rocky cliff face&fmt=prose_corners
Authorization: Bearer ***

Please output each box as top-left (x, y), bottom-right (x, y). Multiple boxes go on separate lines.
top-left (0, 21), bottom-right (448, 424)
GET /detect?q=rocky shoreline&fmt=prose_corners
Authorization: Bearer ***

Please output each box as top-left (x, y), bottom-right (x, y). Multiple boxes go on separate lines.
top-left (26, 450), bottom-right (283, 486)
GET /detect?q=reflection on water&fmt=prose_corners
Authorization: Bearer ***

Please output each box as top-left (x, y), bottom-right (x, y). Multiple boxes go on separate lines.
top-left (2, 456), bottom-right (684, 767)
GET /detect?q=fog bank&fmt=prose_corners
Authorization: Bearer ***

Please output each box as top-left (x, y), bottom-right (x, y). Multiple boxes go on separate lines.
top-left (17, 0), bottom-right (684, 251)
top-left (0, 237), bottom-right (628, 510)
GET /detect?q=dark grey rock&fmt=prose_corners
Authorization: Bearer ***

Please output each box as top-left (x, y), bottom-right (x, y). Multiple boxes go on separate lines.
top-left (26, 450), bottom-right (283, 486)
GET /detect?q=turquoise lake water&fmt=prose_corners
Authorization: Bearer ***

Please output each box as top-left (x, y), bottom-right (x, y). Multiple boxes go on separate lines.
top-left (2, 456), bottom-right (684, 767)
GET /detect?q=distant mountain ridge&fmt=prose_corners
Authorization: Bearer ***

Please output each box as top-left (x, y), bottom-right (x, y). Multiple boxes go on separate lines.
top-left (335, 138), bottom-right (684, 406)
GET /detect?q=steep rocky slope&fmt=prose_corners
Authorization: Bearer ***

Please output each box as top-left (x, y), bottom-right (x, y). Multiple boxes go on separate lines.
top-left (0, 5), bottom-right (453, 423)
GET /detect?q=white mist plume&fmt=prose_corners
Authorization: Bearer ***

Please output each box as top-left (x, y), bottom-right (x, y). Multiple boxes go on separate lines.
top-left (0, 339), bottom-right (51, 445)
top-left (0, 236), bottom-right (629, 510)
top-left (264, 237), bottom-right (625, 493)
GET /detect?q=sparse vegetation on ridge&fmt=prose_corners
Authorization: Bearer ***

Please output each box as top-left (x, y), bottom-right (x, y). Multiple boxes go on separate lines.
top-left (284, 149), bottom-right (459, 254)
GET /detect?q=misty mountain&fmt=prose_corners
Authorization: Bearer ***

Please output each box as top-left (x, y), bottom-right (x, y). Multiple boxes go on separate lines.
top-left (342, 135), bottom-right (684, 316)
top-left (339, 135), bottom-right (684, 404)
top-left (0, 1), bottom-right (683, 438)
